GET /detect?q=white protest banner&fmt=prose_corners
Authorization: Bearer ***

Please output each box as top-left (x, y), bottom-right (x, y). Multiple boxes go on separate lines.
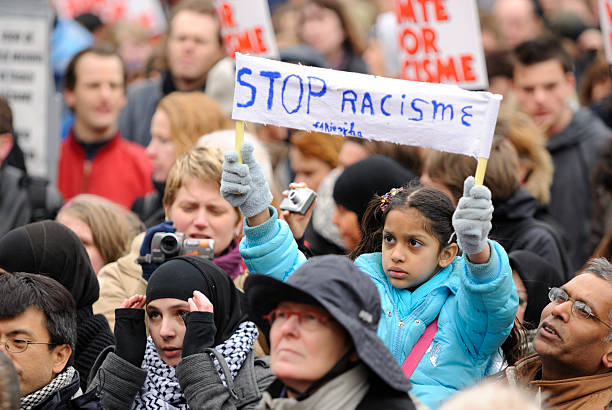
top-left (54, 0), bottom-right (166, 35)
top-left (395, 0), bottom-right (488, 90)
top-left (214, 0), bottom-right (279, 59)
top-left (0, 0), bottom-right (58, 179)
top-left (600, 0), bottom-right (612, 63)
top-left (233, 53), bottom-right (501, 159)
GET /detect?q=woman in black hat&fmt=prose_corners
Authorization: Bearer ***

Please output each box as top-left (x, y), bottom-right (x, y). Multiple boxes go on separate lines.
top-left (245, 254), bottom-right (420, 409)
top-left (88, 256), bottom-right (274, 409)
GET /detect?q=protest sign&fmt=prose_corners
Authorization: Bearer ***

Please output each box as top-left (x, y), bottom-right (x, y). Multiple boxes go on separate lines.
top-left (214, 0), bottom-right (279, 59)
top-left (54, 0), bottom-right (166, 35)
top-left (0, 0), bottom-right (59, 179)
top-left (600, 0), bottom-right (612, 63)
top-left (395, 0), bottom-right (488, 90)
top-left (232, 53), bottom-right (501, 160)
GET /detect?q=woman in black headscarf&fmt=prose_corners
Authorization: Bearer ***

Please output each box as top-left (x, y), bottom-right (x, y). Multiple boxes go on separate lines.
top-left (88, 256), bottom-right (274, 410)
top-left (0, 220), bottom-right (114, 389)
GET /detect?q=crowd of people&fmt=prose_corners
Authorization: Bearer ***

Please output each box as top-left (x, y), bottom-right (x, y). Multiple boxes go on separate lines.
top-left (1, 0), bottom-right (612, 409)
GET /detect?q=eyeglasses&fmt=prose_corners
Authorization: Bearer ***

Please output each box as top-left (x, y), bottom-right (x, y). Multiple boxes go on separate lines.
top-left (548, 287), bottom-right (612, 330)
top-left (1, 338), bottom-right (56, 353)
top-left (263, 308), bottom-right (330, 331)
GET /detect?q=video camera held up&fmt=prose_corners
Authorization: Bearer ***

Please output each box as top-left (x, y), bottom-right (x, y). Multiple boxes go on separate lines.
top-left (144, 232), bottom-right (214, 264)
top-left (279, 188), bottom-right (317, 215)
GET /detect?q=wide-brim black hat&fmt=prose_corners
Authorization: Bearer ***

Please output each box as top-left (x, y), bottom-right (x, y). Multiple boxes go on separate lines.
top-left (245, 255), bottom-right (411, 393)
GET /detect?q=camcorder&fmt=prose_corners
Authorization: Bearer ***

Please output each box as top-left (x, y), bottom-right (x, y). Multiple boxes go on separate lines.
top-left (279, 187), bottom-right (317, 215)
top-left (138, 232), bottom-right (214, 264)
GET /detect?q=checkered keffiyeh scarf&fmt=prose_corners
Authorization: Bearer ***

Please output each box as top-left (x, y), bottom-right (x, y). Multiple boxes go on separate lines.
top-left (20, 367), bottom-right (76, 410)
top-left (131, 321), bottom-right (258, 409)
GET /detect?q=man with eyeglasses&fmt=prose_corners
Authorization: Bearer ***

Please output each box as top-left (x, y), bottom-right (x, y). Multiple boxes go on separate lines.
top-left (0, 271), bottom-right (102, 408)
top-left (503, 257), bottom-right (612, 409)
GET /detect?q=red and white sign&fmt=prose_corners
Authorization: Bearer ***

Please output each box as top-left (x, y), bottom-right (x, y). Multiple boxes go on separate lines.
top-left (395, 0), bottom-right (488, 89)
top-left (54, 0), bottom-right (166, 35)
top-left (600, 0), bottom-right (612, 63)
top-left (214, 0), bottom-right (279, 59)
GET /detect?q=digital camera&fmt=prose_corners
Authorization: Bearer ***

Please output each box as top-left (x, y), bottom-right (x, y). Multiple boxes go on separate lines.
top-left (144, 232), bottom-right (214, 264)
top-left (279, 187), bottom-right (317, 215)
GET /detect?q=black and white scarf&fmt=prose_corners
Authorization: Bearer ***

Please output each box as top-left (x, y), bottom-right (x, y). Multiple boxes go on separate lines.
top-left (20, 366), bottom-right (76, 410)
top-left (132, 321), bottom-right (258, 410)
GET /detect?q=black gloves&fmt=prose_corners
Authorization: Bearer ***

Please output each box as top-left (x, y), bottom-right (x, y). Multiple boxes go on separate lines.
top-left (114, 308), bottom-right (147, 367)
top-left (181, 311), bottom-right (217, 358)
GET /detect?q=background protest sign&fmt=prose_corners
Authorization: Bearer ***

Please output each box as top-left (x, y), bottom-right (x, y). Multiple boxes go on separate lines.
top-left (600, 0), bottom-right (612, 63)
top-left (395, 0), bottom-right (488, 90)
top-left (54, 0), bottom-right (167, 35)
top-left (232, 53), bottom-right (501, 159)
top-left (0, 0), bottom-right (59, 179)
top-left (214, 0), bottom-right (279, 59)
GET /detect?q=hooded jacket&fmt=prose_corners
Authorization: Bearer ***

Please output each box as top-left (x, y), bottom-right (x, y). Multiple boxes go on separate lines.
top-left (239, 207), bottom-right (517, 409)
top-left (504, 354), bottom-right (612, 409)
top-left (490, 187), bottom-right (570, 279)
top-left (546, 107), bottom-right (611, 271)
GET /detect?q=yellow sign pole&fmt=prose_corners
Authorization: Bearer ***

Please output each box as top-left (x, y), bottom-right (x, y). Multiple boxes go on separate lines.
top-left (235, 120), bottom-right (245, 163)
top-left (474, 157), bottom-right (488, 185)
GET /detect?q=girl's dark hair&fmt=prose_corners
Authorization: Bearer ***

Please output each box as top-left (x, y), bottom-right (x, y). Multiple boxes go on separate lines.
top-left (501, 318), bottom-right (528, 367)
top-left (350, 182), bottom-right (456, 260)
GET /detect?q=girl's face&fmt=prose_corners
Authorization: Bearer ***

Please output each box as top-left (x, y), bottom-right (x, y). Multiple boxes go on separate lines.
top-left (269, 301), bottom-right (351, 396)
top-left (146, 298), bottom-right (189, 367)
top-left (381, 208), bottom-right (456, 289)
top-left (300, 3), bottom-right (346, 58)
top-left (165, 178), bottom-right (242, 257)
top-left (147, 108), bottom-right (176, 183)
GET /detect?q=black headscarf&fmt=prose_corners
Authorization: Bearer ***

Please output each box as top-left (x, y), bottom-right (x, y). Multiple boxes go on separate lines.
top-left (509, 250), bottom-right (565, 327)
top-left (0, 220), bottom-right (99, 310)
top-left (333, 155), bottom-right (415, 223)
top-left (146, 256), bottom-right (247, 346)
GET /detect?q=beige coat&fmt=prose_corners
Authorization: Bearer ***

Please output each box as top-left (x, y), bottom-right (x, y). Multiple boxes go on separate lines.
top-left (93, 233), bottom-right (147, 331)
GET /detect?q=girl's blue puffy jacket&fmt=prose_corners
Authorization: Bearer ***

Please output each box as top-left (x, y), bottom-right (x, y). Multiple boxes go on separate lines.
top-left (240, 208), bottom-right (518, 409)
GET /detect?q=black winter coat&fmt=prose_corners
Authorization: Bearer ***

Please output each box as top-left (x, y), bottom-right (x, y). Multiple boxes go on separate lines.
top-left (33, 373), bottom-right (103, 410)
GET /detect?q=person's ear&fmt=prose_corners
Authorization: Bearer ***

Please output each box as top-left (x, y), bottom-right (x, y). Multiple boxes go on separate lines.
top-left (63, 89), bottom-right (76, 109)
top-left (0, 133), bottom-right (14, 165)
top-left (602, 342), bottom-right (612, 370)
top-left (51, 344), bottom-right (72, 375)
top-left (234, 215), bottom-right (244, 238)
top-left (438, 242), bottom-right (458, 268)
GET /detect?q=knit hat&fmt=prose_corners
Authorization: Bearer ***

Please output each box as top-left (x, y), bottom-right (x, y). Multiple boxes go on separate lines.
top-left (245, 254), bottom-right (412, 394)
top-left (333, 155), bottom-right (415, 223)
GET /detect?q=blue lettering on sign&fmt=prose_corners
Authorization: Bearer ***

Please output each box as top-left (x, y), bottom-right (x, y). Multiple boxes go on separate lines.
top-left (312, 120), bottom-right (363, 138)
top-left (380, 95), bottom-right (392, 116)
top-left (341, 90), bottom-right (357, 114)
top-left (260, 70), bottom-right (281, 110)
top-left (281, 74), bottom-right (304, 114)
top-left (361, 92), bottom-right (374, 115)
top-left (409, 98), bottom-right (427, 121)
top-left (461, 106), bottom-right (473, 126)
top-left (307, 76), bottom-right (326, 114)
top-left (236, 67), bottom-right (256, 108)
top-left (432, 100), bottom-right (454, 121)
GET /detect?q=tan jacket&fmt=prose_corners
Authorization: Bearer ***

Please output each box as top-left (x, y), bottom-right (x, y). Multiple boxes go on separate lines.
top-left (504, 354), bottom-right (612, 409)
top-left (93, 233), bottom-right (147, 331)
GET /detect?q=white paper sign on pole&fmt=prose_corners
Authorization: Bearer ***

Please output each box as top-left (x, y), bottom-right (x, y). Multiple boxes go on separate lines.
top-left (0, 1), bottom-right (55, 178)
top-left (600, 0), bottom-right (612, 63)
top-left (233, 53), bottom-right (501, 159)
top-left (54, 0), bottom-right (166, 35)
top-left (214, 0), bottom-right (279, 59)
top-left (395, 0), bottom-right (488, 90)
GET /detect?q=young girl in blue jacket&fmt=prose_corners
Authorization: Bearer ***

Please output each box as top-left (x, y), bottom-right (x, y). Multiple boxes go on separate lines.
top-left (221, 143), bottom-right (518, 409)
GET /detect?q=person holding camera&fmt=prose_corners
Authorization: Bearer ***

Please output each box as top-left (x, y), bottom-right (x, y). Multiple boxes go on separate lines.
top-left (94, 147), bottom-right (245, 330)
top-left (88, 256), bottom-right (274, 409)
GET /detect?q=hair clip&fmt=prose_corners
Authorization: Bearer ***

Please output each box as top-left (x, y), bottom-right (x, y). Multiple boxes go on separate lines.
top-left (447, 232), bottom-right (456, 244)
top-left (379, 187), bottom-right (403, 212)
